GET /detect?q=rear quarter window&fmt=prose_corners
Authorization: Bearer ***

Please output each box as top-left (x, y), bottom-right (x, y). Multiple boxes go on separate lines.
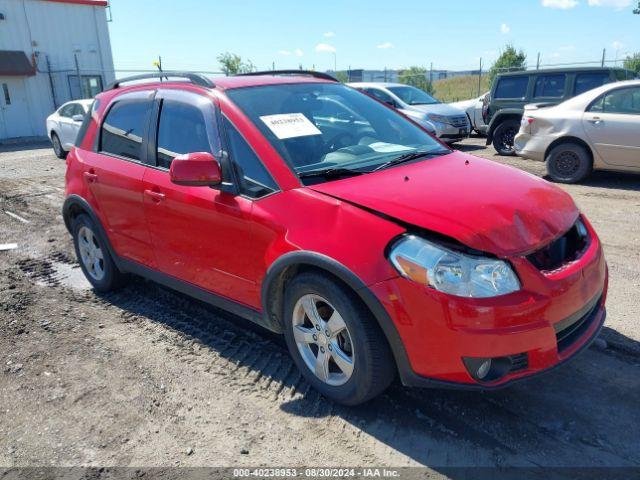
top-left (494, 77), bottom-right (529, 99)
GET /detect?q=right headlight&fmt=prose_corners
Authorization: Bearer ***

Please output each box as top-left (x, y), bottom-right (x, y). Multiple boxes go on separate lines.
top-left (388, 235), bottom-right (520, 298)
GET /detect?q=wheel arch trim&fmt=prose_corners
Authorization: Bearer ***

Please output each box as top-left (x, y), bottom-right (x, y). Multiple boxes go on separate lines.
top-left (62, 195), bottom-right (123, 271)
top-left (260, 250), bottom-right (414, 382)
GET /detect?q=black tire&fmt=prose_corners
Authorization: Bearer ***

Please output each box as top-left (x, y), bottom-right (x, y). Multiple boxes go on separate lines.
top-left (51, 132), bottom-right (67, 159)
top-left (283, 272), bottom-right (395, 405)
top-left (492, 119), bottom-right (520, 156)
top-left (546, 142), bottom-right (593, 184)
top-left (72, 214), bottom-right (127, 292)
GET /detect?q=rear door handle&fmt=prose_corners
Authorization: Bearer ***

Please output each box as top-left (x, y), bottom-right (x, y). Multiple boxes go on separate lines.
top-left (144, 189), bottom-right (165, 201)
top-left (83, 171), bottom-right (98, 182)
top-left (588, 117), bottom-right (603, 125)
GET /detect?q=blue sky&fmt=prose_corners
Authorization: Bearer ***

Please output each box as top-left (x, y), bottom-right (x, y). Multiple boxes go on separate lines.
top-left (108, 0), bottom-right (639, 73)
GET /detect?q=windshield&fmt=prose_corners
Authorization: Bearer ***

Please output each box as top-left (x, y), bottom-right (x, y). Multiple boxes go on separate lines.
top-left (225, 83), bottom-right (448, 183)
top-left (387, 86), bottom-right (439, 105)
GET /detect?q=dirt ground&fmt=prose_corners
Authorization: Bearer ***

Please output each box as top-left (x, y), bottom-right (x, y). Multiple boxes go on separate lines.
top-left (1, 138), bottom-right (639, 475)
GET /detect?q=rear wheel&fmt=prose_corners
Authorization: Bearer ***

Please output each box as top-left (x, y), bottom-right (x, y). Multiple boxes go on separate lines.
top-left (51, 132), bottom-right (66, 159)
top-left (546, 143), bottom-right (592, 184)
top-left (492, 119), bottom-right (520, 156)
top-left (283, 272), bottom-right (395, 405)
top-left (72, 214), bottom-right (127, 292)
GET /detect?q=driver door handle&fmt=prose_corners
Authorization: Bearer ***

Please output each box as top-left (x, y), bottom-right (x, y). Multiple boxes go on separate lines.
top-left (144, 189), bottom-right (165, 201)
top-left (83, 171), bottom-right (98, 182)
top-left (588, 117), bottom-right (603, 125)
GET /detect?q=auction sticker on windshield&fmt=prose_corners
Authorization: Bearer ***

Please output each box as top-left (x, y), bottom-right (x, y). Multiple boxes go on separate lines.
top-left (260, 113), bottom-right (322, 139)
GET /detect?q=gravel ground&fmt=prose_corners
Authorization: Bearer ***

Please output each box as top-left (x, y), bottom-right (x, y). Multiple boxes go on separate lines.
top-left (1, 138), bottom-right (639, 475)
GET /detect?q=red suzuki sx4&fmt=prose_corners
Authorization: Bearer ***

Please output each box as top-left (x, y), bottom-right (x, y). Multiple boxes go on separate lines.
top-left (63, 71), bottom-right (607, 405)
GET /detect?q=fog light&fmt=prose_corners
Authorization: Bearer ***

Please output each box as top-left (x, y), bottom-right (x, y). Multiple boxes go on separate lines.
top-left (463, 356), bottom-right (512, 383)
top-left (476, 359), bottom-right (492, 379)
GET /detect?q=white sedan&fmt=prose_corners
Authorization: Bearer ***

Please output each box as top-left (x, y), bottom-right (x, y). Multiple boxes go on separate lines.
top-left (515, 80), bottom-right (640, 183)
top-left (450, 92), bottom-right (489, 135)
top-left (46, 99), bottom-right (93, 159)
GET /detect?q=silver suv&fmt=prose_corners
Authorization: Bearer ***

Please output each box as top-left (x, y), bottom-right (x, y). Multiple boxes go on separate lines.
top-left (348, 82), bottom-right (470, 143)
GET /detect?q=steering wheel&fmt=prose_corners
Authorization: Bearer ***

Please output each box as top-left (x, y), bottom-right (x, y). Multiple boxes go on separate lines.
top-left (327, 132), bottom-right (358, 152)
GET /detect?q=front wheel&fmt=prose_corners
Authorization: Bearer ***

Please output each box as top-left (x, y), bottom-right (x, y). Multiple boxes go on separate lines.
top-left (492, 119), bottom-right (520, 156)
top-left (283, 272), bottom-right (395, 405)
top-left (546, 143), bottom-right (593, 184)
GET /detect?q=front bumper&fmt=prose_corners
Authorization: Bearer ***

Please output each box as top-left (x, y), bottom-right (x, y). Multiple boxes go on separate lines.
top-left (433, 121), bottom-right (470, 143)
top-left (370, 220), bottom-right (608, 389)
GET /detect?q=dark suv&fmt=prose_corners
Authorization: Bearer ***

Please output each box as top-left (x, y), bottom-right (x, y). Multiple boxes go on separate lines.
top-left (485, 67), bottom-right (636, 155)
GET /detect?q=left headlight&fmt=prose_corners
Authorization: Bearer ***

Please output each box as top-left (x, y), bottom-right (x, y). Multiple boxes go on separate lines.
top-left (388, 235), bottom-right (520, 298)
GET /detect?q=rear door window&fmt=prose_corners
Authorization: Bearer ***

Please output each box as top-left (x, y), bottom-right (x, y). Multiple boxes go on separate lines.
top-left (575, 73), bottom-right (609, 96)
top-left (533, 74), bottom-right (566, 98)
top-left (100, 101), bottom-right (150, 161)
top-left (156, 100), bottom-right (212, 169)
top-left (494, 77), bottom-right (529, 99)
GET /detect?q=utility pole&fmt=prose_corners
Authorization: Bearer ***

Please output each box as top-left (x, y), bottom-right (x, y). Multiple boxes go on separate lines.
top-left (46, 55), bottom-right (58, 109)
top-left (536, 52), bottom-right (540, 70)
top-left (429, 62), bottom-right (433, 84)
top-left (272, 61), bottom-right (275, 71)
top-left (348, 65), bottom-right (351, 82)
top-left (601, 48), bottom-right (606, 67)
top-left (73, 52), bottom-right (81, 99)
top-left (477, 58), bottom-right (483, 97)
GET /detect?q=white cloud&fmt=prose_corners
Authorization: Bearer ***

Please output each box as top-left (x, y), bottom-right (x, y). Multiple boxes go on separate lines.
top-left (377, 42), bottom-right (394, 49)
top-left (588, 0), bottom-right (631, 9)
top-left (323, 31), bottom-right (336, 38)
top-left (612, 40), bottom-right (624, 50)
top-left (278, 50), bottom-right (291, 56)
top-left (293, 48), bottom-right (303, 57)
top-left (315, 43), bottom-right (336, 53)
top-left (541, 0), bottom-right (579, 9)
top-left (500, 23), bottom-right (510, 34)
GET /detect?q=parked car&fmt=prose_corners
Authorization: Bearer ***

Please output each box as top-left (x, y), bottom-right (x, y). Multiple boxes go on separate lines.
top-left (515, 79), bottom-right (640, 183)
top-left (450, 91), bottom-right (489, 134)
top-left (484, 67), bottom-right (636, 156)
top-left (348, 82), bottom-right (470, 143)
top-left (64, 70), bottom-right (607, 405)
top-left (46, 99), bottom-right (93, 159)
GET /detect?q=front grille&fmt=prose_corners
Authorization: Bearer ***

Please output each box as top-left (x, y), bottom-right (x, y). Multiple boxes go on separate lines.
top-left (508, 353), bottom-right (529, 373)
top-left (554, 294), bottom-right (602, 353)
top-left (527, 219), bottom-right (590, 272)
top-left (448, 115), bottom-right (468, 128)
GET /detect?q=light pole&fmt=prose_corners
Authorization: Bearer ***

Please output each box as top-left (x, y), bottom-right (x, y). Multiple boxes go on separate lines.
top-left (332, 52), bottom-right (337, 73)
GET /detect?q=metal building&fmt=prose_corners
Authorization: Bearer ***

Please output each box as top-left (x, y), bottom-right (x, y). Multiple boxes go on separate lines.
top-left (0, 0), bottom-right (114, 141)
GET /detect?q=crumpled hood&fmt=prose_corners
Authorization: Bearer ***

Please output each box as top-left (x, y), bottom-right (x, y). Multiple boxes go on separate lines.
top-left (402, 102), bottom-right (467, 117)
top-left (310, 153), bottom-right (579, 257)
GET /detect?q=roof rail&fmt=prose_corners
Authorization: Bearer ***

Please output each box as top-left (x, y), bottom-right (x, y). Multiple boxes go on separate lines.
top-left (236, 70), bottom-right (338, 82)
top-left (105, 71), bottom-right (215, 91)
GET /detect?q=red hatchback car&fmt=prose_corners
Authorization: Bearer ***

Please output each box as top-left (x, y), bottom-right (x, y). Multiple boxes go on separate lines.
top-left (63, 71), bottom-right (607, 405)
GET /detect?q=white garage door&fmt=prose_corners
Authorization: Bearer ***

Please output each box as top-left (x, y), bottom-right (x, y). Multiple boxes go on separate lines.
top-left (0, 77), bottom-right (34, 140)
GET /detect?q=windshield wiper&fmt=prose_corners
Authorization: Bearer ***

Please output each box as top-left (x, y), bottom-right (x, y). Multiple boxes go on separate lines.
top-left (373, 150), bottom-right (449, 172)
top-left (298, 167), bottom-right (365, 179)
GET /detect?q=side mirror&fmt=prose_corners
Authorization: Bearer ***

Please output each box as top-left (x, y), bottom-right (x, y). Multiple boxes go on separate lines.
top-left (72, 114), bottom-right (84, 122)
top-left (169, 152), bottom-right (222, 187)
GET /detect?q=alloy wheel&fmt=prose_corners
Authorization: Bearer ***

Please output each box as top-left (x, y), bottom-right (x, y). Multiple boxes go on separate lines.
top-left (292, 294), bottom-right (355, 386)
top-left (77, 226), bottom-right (105, 281)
